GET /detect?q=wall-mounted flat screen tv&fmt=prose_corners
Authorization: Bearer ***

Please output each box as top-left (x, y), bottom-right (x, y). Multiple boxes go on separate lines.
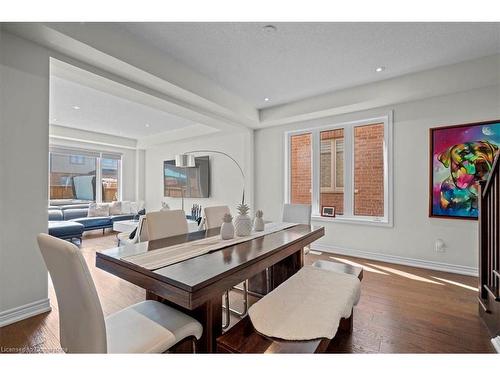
top-left (163, 156), bottom-right (210, 198)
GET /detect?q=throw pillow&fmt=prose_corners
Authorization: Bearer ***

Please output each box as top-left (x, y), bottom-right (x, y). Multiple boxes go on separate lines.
top-left (121, 201), bottom-right (131, 214)
top-left (130, 201), bottom-right (138, 214)
top-left (88, 203), bottom-right (110, 217)
top-left (109, 201), bottom-right (122, 215)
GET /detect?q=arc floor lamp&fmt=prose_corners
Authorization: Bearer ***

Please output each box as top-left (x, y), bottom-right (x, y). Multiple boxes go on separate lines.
top-left (175, 150), bottom-right (245, 205)
top-left (176, 150), bottom-right (249, 325)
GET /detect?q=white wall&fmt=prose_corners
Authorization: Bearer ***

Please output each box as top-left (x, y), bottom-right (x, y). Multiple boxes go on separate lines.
top-left (255, 84), bottom-right (500, 274)
top-left (49, 125), bottom-right (142, 202)
top-left (144, 129), bottom-right (254, 216)
top-left (0, 31), bottom-right (51, 325)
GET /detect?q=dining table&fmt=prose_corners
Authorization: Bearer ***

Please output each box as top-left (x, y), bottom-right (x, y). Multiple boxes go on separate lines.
top-left (95, 223), bottom-right (325, 353)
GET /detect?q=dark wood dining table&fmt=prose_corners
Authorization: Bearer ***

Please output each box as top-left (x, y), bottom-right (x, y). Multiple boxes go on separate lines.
top-left (95, 224), bottom-right (324, 353)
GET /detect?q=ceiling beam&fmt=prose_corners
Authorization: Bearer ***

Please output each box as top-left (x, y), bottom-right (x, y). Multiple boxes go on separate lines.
top-left (3, 23), bottom-right (260, 132)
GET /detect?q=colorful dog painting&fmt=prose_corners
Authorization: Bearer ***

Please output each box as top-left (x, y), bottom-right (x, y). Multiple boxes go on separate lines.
top-left (430, 120), bottom-right (500, 219)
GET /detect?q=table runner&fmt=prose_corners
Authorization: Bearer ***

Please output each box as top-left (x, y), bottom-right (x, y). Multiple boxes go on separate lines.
top-left (121, 222), bottom-right (298, 270)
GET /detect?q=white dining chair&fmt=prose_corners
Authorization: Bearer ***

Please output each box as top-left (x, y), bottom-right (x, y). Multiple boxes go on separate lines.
top-left (283, 203), bottom-right (312, 256)
top-left (282, 203), bottom-right (312, 225)
top-left (117, 215), bottom-right (148, 246)
top-left (203, 205), bottom-right (248, 329)
top-left (203, 205), bottom-right (231, 229)
top-left (37, 233), bottom-right (202, 353)
top-left (283, 203), bottom-right (312, 255)
top-left (146, 210), bottom-right (188, 241)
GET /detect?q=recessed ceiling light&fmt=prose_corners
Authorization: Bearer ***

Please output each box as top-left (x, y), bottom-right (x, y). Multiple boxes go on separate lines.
top-left (72, 105), bottom-right (80, 110)
top-left (145, 123), bottom-right (150, 128)
top-left (262, 25), bottom-right (277, 33)
top-left (264, 97), bottom-right (270, 102)
top-left (375, 66), bottom-right (386, 73)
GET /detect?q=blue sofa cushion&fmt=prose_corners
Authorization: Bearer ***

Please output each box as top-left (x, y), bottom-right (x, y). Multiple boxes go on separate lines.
top-left (70, 216), bottom-right (112, 229)
top-left (63, 208), bottom-right (89, 220)
top-left (59, 204), bottom-right (90, 210)
top-left (110, 214), bottom-right (136, 222)
top-left (48, 221), bottom-right (84, 238)
top-left (49, 199), bottom-right (92, 206)
top-left (48, 209), bottom-right (63, 221)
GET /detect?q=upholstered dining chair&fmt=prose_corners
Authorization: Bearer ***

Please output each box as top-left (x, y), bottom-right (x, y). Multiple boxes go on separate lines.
top-left (145, 210), bottom-right (188, 241)
top-left (117, 215), bottom-right (148, 246)
top-left (203, 205), bottom-right (231, 229)
top-left (37, 233), bottom-right (202, 353)
top-left (283, 202), bottom-right (312, 256)
top-left (282, 203), bottom-right (312, 225)
top-left (282, 203), bottom-right (312, 255)
top-left (203, 205), bottom-right (249, 329)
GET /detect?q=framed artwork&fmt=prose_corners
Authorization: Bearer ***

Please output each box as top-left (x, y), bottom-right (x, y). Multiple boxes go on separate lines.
top-left (321, 206), bottom-right (336, 217)
top-left (429, 119), bottom-right (500, 220)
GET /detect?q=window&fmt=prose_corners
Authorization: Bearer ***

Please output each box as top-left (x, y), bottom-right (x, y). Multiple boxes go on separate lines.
top-left (289, 132), bottom-right (312, 204)
top-left (101, 157), bottom-right (121, 202)
top-left (320, 129), bottom-right (344, 215)
top-left (286, 114), bottom-right (392, 225)
top-left (50, 152), bottom-right (97, 201)
top-left (49, 147), bottom-right (122, 203)
top-left (353, 123), bottom-right (385, 217)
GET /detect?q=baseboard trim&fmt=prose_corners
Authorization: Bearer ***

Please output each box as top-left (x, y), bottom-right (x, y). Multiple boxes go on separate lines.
top-left (491, 336), bottom-right (500, 353)
top-left (311, 243), bottom-right (478, 276)
top-left (0, 298), bottom-right (51, 328)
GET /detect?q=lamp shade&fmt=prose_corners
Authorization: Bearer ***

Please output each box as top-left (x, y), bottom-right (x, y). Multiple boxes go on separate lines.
top-left (175, 153), bottom-right (196, 168)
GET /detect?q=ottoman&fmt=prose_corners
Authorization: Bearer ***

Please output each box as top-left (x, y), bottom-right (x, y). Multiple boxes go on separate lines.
top-left (48, 221), bottom-right (85, 242)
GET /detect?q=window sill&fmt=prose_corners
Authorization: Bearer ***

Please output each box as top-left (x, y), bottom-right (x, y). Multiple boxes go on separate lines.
top-left (311, 214), bottom-right (393, 227)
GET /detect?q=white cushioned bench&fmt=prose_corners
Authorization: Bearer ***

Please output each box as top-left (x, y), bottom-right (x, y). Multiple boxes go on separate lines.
top-left (217, 262), bottom-right (362, 353)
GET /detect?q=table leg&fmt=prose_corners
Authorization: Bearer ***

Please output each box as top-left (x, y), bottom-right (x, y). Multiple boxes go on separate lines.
top-left (269, 247), bottom-right (304, 290)
top-left (146, 291), bottom-right (222, 353)
top-left (192, 295), bottom-right (222, 353)
top-left (247, 270), bottom-right (269, 295)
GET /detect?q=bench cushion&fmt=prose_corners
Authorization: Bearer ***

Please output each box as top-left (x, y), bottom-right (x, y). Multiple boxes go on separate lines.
top-left (48, 221), bottom-right (85, 238)
top-left (312, 259), bottom-right (363, 280)
top-left (248, 265), bottom-right (360, 340)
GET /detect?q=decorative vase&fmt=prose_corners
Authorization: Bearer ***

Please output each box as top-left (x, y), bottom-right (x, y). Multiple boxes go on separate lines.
top-left (253, 209), bottom-right (265, 231)
top-left (234, 203), bottom-right (252, 237)
top-left (220, 213), bottom-right (235, 240)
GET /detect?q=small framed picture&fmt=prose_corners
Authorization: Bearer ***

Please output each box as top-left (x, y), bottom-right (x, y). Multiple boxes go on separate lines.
top-left (321, 206), bottom-right (336, 217)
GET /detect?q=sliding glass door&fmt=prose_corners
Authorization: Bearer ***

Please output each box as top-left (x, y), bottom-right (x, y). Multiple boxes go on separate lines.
top-left (49, 151), bottom-right (97, 202)
top-left (49, 147), bottom-right (122, 203)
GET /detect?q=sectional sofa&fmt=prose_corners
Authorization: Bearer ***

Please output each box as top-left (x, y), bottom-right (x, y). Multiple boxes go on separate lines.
top-left (48, 202), bottom-right (139, 242)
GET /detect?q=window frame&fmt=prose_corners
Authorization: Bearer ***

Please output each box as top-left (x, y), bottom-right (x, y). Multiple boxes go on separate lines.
top-left (320, 137), bottom-right (344, 194)
top-left (48, 146), bottom-right (123, 203)
top-left (285, 113), bottom-right (393, 227)
top-left (100, 156), bottom-right (122, 203)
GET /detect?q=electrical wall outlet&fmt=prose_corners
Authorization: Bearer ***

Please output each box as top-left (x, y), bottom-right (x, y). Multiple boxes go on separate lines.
top-left (434, 239), bottom-right (446, 253)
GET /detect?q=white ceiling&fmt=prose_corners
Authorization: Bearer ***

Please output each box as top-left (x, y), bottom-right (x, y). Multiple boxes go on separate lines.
top-left (50, 71), bottom-right (197, 139)
top-left (46, 22), bottom-right (500, 139)
top-left (119, 22), bottom-right (500, 108)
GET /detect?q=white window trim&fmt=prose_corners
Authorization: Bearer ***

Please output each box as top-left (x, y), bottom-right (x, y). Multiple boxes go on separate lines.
top-left (284, 112), bottom-right (393, 227)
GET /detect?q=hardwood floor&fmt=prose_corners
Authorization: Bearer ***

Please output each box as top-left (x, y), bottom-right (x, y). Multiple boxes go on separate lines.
top-left (0, 231), bottom-right (494, 353)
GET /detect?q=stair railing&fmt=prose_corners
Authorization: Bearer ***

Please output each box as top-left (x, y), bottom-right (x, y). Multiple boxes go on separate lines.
top-left (479, 153), bottom-right (500, 307)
